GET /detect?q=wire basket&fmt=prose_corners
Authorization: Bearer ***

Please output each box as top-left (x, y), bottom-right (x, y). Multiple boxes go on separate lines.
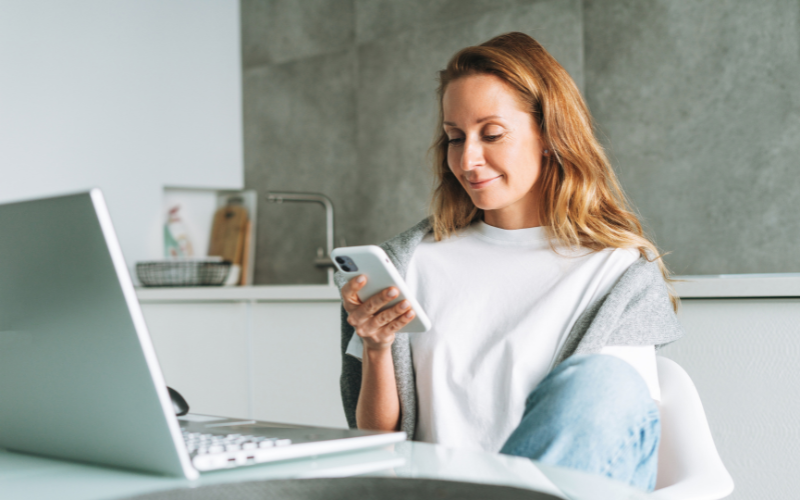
top-left (136, 260), bottom-right (232, 287)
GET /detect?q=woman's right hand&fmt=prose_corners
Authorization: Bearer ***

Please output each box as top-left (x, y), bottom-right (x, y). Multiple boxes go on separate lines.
top-left (341, 275), bottom-right (416, 352)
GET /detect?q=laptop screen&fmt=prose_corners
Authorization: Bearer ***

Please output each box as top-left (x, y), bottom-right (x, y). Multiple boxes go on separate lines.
top-left (0, 190), bottom-right (196, 478)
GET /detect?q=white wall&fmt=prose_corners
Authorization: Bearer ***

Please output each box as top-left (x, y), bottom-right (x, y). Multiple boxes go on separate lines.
top-left (0, 0), bottom-right (243, 271)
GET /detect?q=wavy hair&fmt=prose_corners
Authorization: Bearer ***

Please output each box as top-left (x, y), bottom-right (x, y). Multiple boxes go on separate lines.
top-left (431, 32), bottom-right (678, 310)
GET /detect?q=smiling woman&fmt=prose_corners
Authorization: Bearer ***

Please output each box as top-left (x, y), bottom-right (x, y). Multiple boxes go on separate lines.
top-left (441, 74), bottom-right (546, 230)
top-left (335, 32), bottom-right (684, 493)
top-left (431, 34), bottom-right (674, 290)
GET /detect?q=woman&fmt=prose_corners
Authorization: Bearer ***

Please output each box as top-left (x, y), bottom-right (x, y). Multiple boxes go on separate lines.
top-left (335, 32), bottom-right (683, 491)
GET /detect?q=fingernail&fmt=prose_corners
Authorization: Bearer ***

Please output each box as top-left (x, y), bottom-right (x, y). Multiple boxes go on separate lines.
top-left (356, 275), bottom-right (366, 283)
top-left (399, 301), bottom-right (410, 310)
top-left (405, 311), bottom-right (415, 318)
top-left (387, 288), bottom-right (399, 298)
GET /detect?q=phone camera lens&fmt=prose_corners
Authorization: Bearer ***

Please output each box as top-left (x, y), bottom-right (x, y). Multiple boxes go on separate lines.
top-left (341, 265), bottom-right (351, 272)
top-left (335, 257), bottom-right (346, 264)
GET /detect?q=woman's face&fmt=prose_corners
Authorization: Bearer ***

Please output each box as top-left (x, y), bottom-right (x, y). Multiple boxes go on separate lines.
top-left (442, 73), bottom-right (545, 229)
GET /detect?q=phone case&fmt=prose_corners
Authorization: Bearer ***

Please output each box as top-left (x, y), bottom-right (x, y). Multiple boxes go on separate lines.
top-left (331, 245), bottom-right (431, 333)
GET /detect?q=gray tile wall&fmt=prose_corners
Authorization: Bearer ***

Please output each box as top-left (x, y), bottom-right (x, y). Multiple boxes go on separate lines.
top-left (584, 0), bottom-right (800, 275)
top-left (242, 0), bottom-right (583, 283)
top-left (244, 0), bottom-right (800, 283)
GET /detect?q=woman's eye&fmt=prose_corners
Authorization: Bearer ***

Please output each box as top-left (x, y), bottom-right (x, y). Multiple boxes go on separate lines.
top-left (484, 134), bottom-right (502, 142)
top-left (447, 137), bottom-right (464, 145)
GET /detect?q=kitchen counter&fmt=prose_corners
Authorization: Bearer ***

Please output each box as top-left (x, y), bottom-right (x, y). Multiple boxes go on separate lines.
top-left (135, 273), bottom-right (800, 303)
top-left (672, 273), bottom-right (800, 298)
top-left (136, 284), bottom-right (341, 302)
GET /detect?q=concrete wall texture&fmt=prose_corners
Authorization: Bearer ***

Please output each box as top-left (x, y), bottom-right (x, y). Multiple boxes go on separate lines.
top-left (241, 0), bottom-right (583, 284)
top-left (583, 0), bottom-right (800, 276)
top-left (243, 0), bottom-right (800, 283)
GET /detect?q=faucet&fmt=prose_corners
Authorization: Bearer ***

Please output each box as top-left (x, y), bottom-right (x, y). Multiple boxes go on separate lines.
top-left (266, 191), bottom-right (336, 286)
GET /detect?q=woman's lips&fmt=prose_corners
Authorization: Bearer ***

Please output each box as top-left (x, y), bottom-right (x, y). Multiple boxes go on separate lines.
top-left (468, 176), bottom-right (501, 189)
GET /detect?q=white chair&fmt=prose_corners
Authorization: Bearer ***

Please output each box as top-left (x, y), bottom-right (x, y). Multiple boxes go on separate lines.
top-left (652, 357), bottom-right (734, 500)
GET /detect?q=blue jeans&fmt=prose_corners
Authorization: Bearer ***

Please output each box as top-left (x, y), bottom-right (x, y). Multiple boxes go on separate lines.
top-left (499, 354), bottom-right (660, 491)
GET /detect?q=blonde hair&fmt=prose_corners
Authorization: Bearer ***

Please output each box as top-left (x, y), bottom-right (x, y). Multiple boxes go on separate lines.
top-left (431, 32), bottom-right (678, 310)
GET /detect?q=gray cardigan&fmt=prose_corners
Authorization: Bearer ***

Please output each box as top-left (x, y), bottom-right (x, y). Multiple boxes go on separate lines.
top-left (335, 218), bottom-right (684, 439)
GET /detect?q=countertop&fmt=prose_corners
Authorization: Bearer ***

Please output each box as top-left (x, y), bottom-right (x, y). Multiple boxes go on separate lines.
top-left (135, 273), bottom-right (800, 302)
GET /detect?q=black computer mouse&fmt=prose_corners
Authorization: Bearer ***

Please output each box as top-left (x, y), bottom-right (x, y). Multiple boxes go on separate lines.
top-left (167, 386), bottom-right (190, 416)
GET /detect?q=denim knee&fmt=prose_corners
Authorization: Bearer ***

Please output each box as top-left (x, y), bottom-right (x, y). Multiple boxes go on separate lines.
top-left (504, 354), bottom-right (661, 491)
top-left (524, 353), bottom-right (654, 419)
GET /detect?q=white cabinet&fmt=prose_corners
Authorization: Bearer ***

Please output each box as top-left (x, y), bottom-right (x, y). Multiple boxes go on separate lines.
top-left (667, 276), bottom-right (800, 500)
top-left (142, 302), bottom-right (250, 419)
top-left (251, 302), bottom-right (343, 427)
top-left (137, 286), bottom-right (346, 428)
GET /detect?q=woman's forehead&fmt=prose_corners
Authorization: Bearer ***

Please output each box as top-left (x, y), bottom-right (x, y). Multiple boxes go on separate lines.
top-left (442, 74), bottom-right (528, 126)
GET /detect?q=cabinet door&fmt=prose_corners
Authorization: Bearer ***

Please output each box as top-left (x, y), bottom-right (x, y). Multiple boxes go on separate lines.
top-left (141, 302), bottom-right (249, 419)
top-left (662, 298), bottom-right (800, 500)
top-left (251, 302), bottom-right (347, 428)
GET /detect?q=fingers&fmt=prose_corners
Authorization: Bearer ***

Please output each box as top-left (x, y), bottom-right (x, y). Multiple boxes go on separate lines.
top-left (373, 300), bottom-right (412, 328)
top-left (353, 301), bottom-right (416, 350)
top-left (341, 275), bottom-right (367, 311)
top-left (345, 285), bottom-right (398, 325)
top-left (362, 287), bottom-right (400, 317)
top-left (384, 308), bottom-right (416, 333)
top-left (345, 288), bottom-right (415, 347)
top-left (357, 300), bottom-right (415, 335)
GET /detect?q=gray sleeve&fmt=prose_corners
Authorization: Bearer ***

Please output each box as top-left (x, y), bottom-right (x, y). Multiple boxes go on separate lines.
top-left (337, 301), bottom-right (417, 437)
top-left (334, 218), bottom-right (430, 436)
top-left (555, 258), bottom-right (685, 366)
top-left (339, 304), bottom-right (361, 429)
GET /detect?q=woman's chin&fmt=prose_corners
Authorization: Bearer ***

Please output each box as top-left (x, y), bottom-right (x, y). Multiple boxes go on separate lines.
top-left (468, 195), bottom-right (505, 212)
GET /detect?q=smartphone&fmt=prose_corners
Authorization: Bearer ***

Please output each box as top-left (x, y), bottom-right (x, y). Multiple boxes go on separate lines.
top-left (331, 245), bottom-right (431, 333)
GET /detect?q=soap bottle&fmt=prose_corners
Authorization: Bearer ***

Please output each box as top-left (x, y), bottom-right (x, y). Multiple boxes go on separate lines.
top-left (164, 205), bottom-right (194, 258)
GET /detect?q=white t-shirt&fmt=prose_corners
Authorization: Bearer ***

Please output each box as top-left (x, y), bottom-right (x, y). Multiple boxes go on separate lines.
top-left (401, 221), bottom-right (659, 453)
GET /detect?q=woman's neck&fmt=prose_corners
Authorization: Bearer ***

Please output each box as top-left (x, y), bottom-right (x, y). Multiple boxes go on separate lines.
top-left (483, 204), bottom-right (542, 230)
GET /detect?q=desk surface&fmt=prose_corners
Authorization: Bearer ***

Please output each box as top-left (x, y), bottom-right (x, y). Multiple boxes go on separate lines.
top-left (0, 441), bottom-right (651, 500)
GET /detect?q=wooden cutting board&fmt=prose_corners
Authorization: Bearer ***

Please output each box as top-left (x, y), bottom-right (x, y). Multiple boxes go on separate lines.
top-left (208, 205), bottom-right (248, 264)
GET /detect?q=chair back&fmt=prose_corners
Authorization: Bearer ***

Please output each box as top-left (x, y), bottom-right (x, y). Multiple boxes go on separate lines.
top-left (653, 356), bottom-right (734, 499)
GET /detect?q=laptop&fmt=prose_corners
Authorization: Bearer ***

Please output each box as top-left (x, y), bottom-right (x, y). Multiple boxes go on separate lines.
top-left (0, 189), bottom-right (405, 479)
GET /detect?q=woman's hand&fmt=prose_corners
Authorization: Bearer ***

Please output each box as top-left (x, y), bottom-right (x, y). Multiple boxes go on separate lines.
top-left (341, 275), bottom-right (416, 352)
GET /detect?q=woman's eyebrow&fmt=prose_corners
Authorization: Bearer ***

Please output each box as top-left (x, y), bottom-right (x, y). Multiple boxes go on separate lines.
top-left (443, 115), bottom-right (503, 127)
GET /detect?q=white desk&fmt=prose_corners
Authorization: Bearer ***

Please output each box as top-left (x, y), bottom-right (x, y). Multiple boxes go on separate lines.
top-left (0, 440), bottom-right (651, 500)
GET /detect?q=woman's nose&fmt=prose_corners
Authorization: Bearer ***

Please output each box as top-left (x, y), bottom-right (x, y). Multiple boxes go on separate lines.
top-left (461, 138), bottom-right (484, 171)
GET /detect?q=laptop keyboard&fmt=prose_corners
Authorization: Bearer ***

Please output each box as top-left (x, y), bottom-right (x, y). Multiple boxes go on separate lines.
top-left (182, 429), bottom-right (292, 470)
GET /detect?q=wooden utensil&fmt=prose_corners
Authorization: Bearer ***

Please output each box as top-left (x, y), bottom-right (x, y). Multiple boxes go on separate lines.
top-left (239, 219), bottom-right (252, 285)
top-left (208, 204), bottom-right (248, 265)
